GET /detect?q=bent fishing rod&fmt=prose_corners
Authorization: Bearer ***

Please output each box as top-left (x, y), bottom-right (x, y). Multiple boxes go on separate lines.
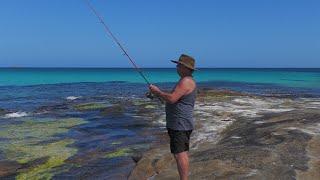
top-left (84, 0), bottom-right (161, 101)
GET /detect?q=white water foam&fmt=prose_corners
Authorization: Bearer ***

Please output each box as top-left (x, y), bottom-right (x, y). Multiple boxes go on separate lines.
top-left (285, 123), bottom-right (320, 135)
top-left (191, 96), bottom-right (300, 149)
top-left (154, 114), bottom-right (166, 126)
top-left (231, 136), bottom-right (242, 139)
top-left (157, 96), bottom-right (317, 150)
top-left (66, 96), bottom-right (81, 100)
top-left (4, 112), bottom-right (28, 118)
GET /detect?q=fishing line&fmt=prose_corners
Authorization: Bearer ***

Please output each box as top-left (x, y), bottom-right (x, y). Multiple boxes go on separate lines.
top-left (84, 0), bottom-right (151, 86)
top-left (84, 0), bottom-right (163, 102)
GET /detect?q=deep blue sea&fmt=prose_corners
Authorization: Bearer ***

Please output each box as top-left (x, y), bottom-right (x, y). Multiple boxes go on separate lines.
top-left (0, 68), bottom-right (319, 179)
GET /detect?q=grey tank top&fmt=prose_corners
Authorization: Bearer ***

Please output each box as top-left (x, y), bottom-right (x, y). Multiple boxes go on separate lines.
top-left (165, 87), bottom-right (196, 130)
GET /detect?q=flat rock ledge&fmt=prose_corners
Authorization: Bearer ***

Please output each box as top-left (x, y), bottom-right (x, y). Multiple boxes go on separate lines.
top-left (129, 109), bottom-right (320, 180)
top-left (128, 145), bottom-right (174, 180)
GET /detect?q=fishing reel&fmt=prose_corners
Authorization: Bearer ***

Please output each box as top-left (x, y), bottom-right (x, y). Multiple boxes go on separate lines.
top-left (146, 91), bottom-right (155, 99)
top-left (146, 91), bottom-right (164, 104)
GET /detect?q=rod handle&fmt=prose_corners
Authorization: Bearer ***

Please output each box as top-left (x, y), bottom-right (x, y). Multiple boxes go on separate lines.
top-left (146, 91), bottom-right (164, 104)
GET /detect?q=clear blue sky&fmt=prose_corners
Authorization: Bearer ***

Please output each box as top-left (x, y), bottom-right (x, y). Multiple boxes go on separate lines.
top-left (0, 0), bottom-right (319, 68)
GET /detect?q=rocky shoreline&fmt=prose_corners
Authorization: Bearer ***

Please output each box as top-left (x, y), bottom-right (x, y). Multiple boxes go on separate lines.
top-left (1, 87), bottom-right (319, 179)
top-left (128, 88), bottom-right (320, 180)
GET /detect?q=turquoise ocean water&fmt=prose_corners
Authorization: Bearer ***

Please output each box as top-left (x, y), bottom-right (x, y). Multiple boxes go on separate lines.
top-left (1, 68), bottom-right (319, 88)
top-left (0, 68), bottom-right (319, 178)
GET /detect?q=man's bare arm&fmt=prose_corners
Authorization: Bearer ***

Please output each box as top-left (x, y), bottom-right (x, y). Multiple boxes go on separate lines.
top-left (149, 78), bottom-right (194, 104)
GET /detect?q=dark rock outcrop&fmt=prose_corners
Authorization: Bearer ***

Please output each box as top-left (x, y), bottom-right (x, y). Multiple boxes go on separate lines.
top-left (0, 108), bottom-right (9, 116)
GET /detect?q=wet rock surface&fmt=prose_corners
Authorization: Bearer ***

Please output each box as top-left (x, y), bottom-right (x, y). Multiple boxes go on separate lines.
top-left (0, 160), bottom-right (21, 177)
top-left (1, 86), bottom-right (320, 179)
top-left (100, 104), bottom-right (125, 117)
top-left (0, 92), bottom-right (165, 179)
top-left (0, 108), bottom-right (9, 116)
top-left (129, 88), bottom-right (320, 180)
top-left (185, 110), bottom-right (318, 180)
top-left (128, 145), bottom-right (174, 180)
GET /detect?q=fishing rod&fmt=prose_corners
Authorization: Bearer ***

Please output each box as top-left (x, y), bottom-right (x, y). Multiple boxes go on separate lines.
top-left (84, 0), bottom-right (161, 101)
top-left (84, 0), bottom-right (150, 85)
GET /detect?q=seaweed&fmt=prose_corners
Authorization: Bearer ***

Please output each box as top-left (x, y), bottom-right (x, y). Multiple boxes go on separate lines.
top-left (74, 102), bottom-right (108, 111)
top-left (105, 148), bottom-right (131, 158)
top-left (0, 118), bottom-right (87, 179)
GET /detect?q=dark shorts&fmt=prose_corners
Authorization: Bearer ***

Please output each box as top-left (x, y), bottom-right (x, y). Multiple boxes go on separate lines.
top-left (167, 128), bottom-right (192, 154)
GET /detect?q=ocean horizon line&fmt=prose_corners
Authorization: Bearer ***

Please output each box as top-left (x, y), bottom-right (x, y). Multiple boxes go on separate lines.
top-left (1, 67), bottom-right (320, 69)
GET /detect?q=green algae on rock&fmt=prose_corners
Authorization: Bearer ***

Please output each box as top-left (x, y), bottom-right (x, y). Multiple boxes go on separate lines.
top-left (197, 88), bottom-right (245, 102)
top-left (16, 139), bottom-right (77, 180)
top-left (0, 118), bottom-right (87, 141)
top-left (111, 141), bottom-right (123, 145)
top-left (100, 104), bottom-right (124, 117)
top-left (0, 118), bottom-right (87, 179)
top-left (132, 100), bottom-right (146, 106)
top-left (144, 105), bottom-right (156, 109)
top-left (74, 102), bottom-right (109, 111)
top-left (105, 148), bottom-right (132, 158)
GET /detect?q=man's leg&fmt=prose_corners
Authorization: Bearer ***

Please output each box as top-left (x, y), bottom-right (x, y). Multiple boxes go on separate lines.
top-left (167, 129), bottom-right (192, 180)
top-left (174, 151), bottom-right (189, 180)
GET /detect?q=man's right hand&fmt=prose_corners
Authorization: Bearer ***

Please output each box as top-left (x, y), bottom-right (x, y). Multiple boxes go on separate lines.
top-left (149, 84), bottom-right (161, 95)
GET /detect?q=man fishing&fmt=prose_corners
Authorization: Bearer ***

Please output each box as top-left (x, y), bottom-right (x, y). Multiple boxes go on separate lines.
top-left (149, 54), bottom-right (197, 180)
top-left (85, 2), bottom-right (196, 178)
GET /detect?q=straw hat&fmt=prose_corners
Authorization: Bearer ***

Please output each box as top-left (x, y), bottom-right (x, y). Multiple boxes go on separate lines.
top-left (171, 54), bottom-right (197, 70)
